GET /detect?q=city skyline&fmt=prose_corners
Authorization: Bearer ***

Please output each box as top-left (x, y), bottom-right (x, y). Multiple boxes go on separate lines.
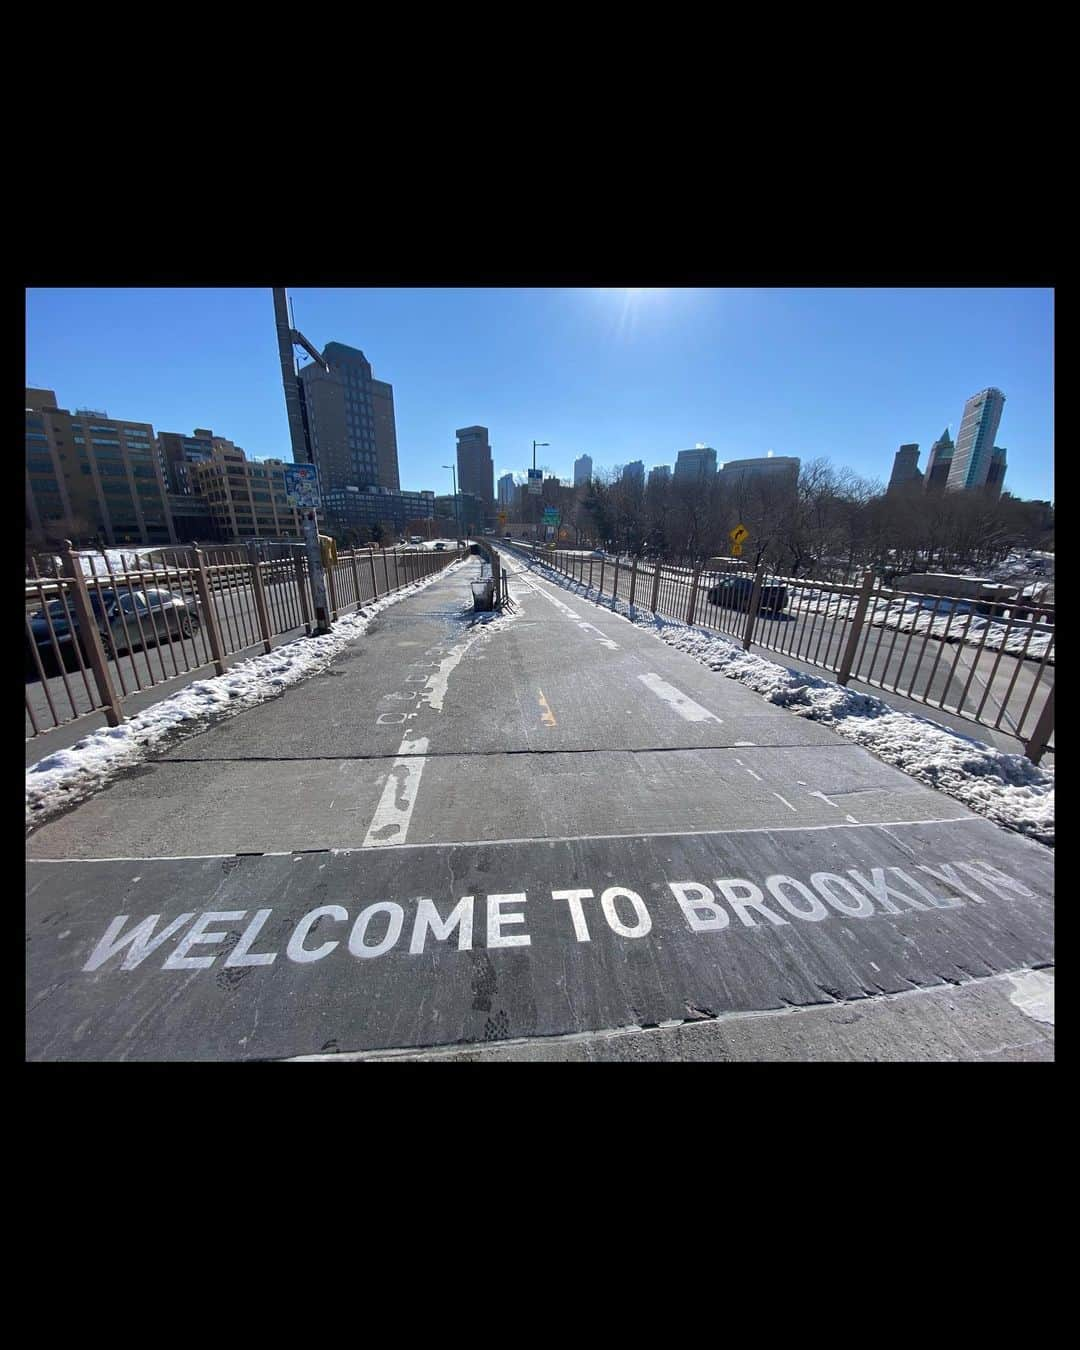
top-left (26, 288), bottom-right (1054, 502)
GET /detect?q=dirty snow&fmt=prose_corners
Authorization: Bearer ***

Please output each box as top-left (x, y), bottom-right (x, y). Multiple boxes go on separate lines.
top-left (26, 559), bottom-right (468, 827)
top-left (518, 550), bottom-right (1054, 849)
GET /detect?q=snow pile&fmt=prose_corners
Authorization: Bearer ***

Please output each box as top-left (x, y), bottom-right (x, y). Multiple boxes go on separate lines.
top-left (522, 553), bottom-right (1054, 848)
top-left (26, 559), bottom-right (468, 827)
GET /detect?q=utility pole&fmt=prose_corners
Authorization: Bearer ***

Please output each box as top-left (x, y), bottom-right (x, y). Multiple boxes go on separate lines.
top-left (532, 440), bottom-right (549, 542)
top-left (273, 288), bottom-right (332, 633)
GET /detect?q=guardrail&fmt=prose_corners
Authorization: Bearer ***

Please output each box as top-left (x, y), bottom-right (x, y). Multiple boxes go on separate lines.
top-left (26, 541), bottom-right (462, 742)
top-left (516, 543), bottom-right (1055, 766)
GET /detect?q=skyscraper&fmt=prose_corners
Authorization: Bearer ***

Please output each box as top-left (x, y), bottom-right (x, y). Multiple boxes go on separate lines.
top-left (574, 454), bottom-right (593, 487)
top-left (673, 446), bottom-right (717, 484)
top-left (924, 428), bottom-right (954, 494)
top-left (717, 456), bottom-right (800, 492)
top-left (497, 472), bottom-right (516, 507)
top-left (887, 444), bottom-right (923, 493)
top-left (456, 426), bottom-right (495, 506)
top-left (946, 388), bottom-right (1005, 492)
top-left (622, 460), bottom-right (645, 490)
top-left (648, 465), bottom-right (672, 487)
top-left (985, 447), bottom-right (1008, 500)
top-left (297, 342), bottom-right (399, 494)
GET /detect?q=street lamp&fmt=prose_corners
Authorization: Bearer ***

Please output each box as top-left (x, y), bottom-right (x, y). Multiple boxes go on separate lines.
top-left (532, 441), bottom-right (549, 540)
top-left (442, 464), bottom-right (462, 541)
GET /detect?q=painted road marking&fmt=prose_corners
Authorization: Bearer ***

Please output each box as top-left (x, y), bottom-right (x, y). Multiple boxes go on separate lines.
top-left (75, 856), bottom-right (1039, 976)
top-left (733, 757), bottom-right (763, 782)
top-left (538, 690), bottom-right (557, 727)
top-left (772, 792), bottom-right (798, 813)
top-left (361, 736), bottom-right (429, 848)
top-left (808, 790), bottom-right (840, 809)
top-left (577, 621), bottom-right (619, 650)
top-left (512, 572), bottom-right (620, 649)
top-left (637, 673), bottom-right (722, 724)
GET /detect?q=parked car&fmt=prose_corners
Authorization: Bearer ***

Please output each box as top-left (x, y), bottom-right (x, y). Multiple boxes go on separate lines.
top-left (590, 549), bottom-right (606, 559)
top-left (705, 575), bottom-right (788, 615)
top-left (26, 586), bottom-right (200, 674)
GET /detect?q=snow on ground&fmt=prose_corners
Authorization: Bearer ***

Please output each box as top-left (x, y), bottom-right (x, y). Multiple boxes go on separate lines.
top-left (521, 553), bottom-right (1054, 849)
top-left (26, 559), bottom-right (469, 828)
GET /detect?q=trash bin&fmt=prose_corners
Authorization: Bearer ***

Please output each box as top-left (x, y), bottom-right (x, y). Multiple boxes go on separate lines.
top-left (471, 579), bottom-right (495, 612)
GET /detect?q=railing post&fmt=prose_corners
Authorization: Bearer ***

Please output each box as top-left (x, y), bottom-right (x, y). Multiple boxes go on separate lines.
top-left (835, 569), bottom-right (876, 683)
top-left (686, 565), bottom-right (702, 625)
top-left (611, 556), bottom-right (620, 608)
top-left (193, 546), bottom-right (228, 674)
top-left (629, 557), bottom-right (638, 608)
top-left (368, 549), bottom-right (379, 600)
top-left (382, 549), bottom-right (392, 594)
top-left (742, 562), bottom-right (767, 651)
top-left (350, 548), bottom-right (362, 611)
top-left (246, 543), bottom-right (273, 653)
top-left (61, 541), bottom-right (124, 727)
top-left (326, 554), bottom-right (339, 620)
top-left (650, 562), bottom-right (662, 613)
top-left (1024, 685), bottom-right (1054, 766)
top-left (293, 549), bottom-right (314, 635)
top-left (599, 557), bottom-right (606, 595)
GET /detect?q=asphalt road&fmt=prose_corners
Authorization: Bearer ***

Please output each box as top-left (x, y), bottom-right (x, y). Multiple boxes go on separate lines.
top-left (543, 551), bottom-right (1054, 751)
top-left (26, 551), bottom-right (1053, 1060)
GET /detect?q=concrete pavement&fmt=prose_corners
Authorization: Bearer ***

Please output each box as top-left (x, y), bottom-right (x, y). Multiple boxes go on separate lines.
top-left (26, 552), bottom-right (1054, 1060)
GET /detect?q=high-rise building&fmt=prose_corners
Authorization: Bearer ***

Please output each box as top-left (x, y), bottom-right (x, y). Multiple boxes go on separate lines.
top-left (456, 426), bottom-right (494, 506)
top-left (25, 388), bottom-right (176, 547)
top-left (985, 447), bottom-right (1008, 500)
top-left (648, 465), bottom-right (672, 488)
top-left (574, 454), bottom-right (593, 487)
top-left (621, 460), bottom-right (645, 490)
top-left (298, 342), bottom-right (399, 495)
top-left (190, 445), bottom-right (303, 541)
top-left (887, 444), bottom-right (923, 493)
top-left (673, 446), bottom-right (717, 484)
top-left (158, 428), bottom-right (217, 494)
top-left (717, 455), bottom-right (800, 492)
top-left (946, 388), bottom-right (1005, 492)
top-left (321, 486), bottom-right (435, 533)
top-left (497, 472), bottom-right (516, 506)
top-left (924, 428), bottom-right (954, 494)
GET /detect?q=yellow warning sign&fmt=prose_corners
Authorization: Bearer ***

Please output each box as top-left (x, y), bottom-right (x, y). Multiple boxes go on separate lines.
top-left (730, 542), bottom-right (744, 557)
top-left (730, 523), bottom-right (749, 545)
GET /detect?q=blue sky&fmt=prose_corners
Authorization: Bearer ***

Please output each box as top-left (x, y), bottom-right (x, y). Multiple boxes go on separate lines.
top-left (26, 288), bottom-right (1054, 501)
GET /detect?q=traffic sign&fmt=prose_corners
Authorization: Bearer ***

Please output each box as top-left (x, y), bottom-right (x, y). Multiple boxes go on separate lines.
top-left (498, 512), bottom-right (508, 525)
top-left (284, 463), bottom-right (320, 509)
top-left (730, 523), bottom-right (749, 545)
top-left (528, 469), bottom-right (543, 496)
top-left (542, 507), bottom-right (560, 524)
top-left (731, 542), bottom-right (743, 557)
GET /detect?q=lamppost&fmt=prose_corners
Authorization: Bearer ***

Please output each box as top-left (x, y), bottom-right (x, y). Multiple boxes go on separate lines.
top-left (443, 464), bottom-right (462, 541)
top-left (532, 441), bottom-right (549, 541)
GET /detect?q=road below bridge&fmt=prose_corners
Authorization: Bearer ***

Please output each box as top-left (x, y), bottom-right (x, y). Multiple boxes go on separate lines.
top-left (26, 550), bottom-right (1054, 1060)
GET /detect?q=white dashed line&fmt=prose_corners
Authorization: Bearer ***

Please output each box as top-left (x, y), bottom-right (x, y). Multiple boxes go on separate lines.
top-left (772, 792), bottom-right (798, 813)
top-left (361, 736), bottom-right (429, 848)
top-left (637, 673), bottom-right (722, 723)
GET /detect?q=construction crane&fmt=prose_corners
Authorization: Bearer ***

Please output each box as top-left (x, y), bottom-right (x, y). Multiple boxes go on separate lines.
top-left (272, 286), bottom-right (327, 465)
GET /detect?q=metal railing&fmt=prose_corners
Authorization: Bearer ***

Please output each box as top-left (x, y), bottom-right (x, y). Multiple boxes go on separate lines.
top-left (26, 542), bottom-right (462, 742)
top-left (517, 543), bottom-right (1055, 766)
